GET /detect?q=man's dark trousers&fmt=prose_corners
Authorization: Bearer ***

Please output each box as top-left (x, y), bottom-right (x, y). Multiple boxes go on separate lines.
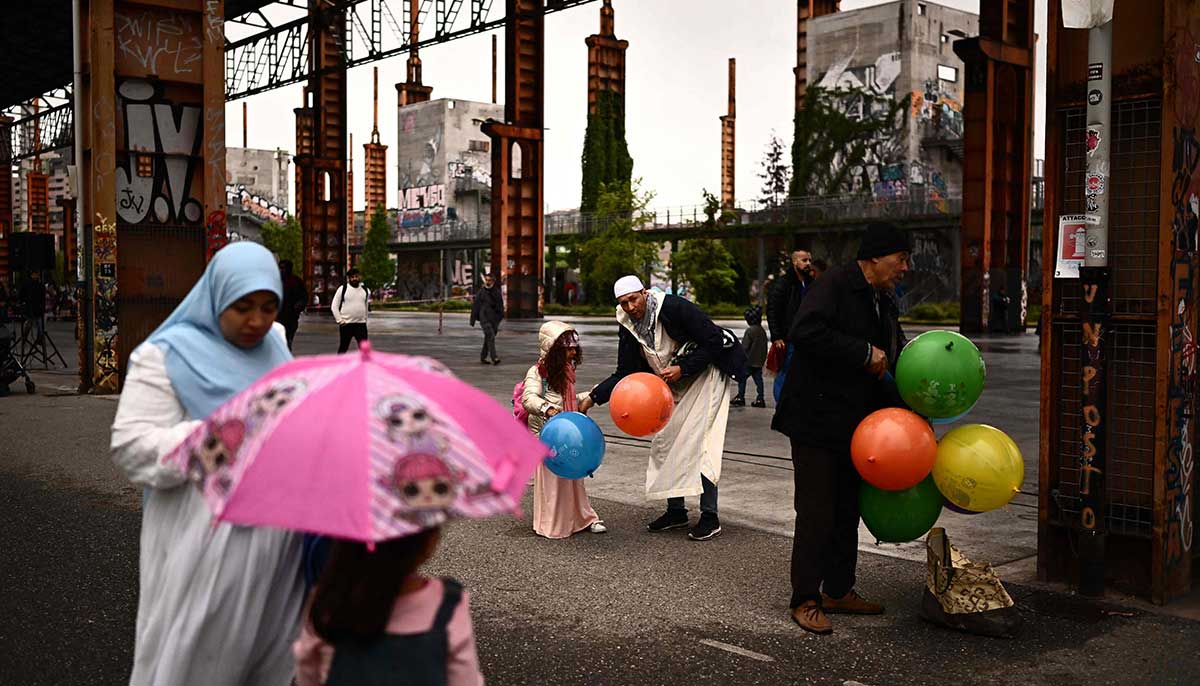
top-left (338, 323), bottom-right (368, 353)
top-left (480, 322), bottom-right (499, 362)
top-left (789, 439), bottom-right (861, 607)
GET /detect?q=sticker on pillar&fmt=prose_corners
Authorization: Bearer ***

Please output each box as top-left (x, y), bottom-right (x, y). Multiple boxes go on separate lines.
top-left (1085, 127), bottom-right (1102, 157)
top-left (1089, 249), bottom-right (1106, 260)
top-left (1085, 194), bottom-right (1100, 212)
top-left (1088, 90), bottom-right (1103, 106)
top-left (1055, 215), bottom-right (1090, 279)
top-left (1088, 63), bottom-right (1103, 81)
top-left (1085, 173), bottom-right (1106, 195)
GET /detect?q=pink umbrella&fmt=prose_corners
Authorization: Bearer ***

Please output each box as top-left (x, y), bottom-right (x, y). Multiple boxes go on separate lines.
top-left (161, 343), bottom-right (547, 543)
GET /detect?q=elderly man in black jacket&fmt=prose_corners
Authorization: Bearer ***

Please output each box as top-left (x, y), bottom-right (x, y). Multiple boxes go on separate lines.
top-left (580, 275), bottom-right (747, 541)
top-left (772, 222), bottom-right (910, 635)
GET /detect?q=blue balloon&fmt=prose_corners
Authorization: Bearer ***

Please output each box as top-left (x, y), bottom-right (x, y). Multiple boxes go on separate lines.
top-left (539, 412), bottom-right (606, 479)
top-left (929, 400), bottom-right (978, 425)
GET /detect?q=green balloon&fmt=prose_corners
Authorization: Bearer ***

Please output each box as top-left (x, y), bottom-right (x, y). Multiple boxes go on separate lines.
top-left (859, 475), bottom-right (944, 543)
top-left (895, 330), bottom-right (986, 420)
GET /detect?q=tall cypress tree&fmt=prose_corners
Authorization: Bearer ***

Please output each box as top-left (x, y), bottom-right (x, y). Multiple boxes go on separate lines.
top-left (359, 204), bottom-right (394, 290)
top-left (580, 90), bottom-right (633, 213)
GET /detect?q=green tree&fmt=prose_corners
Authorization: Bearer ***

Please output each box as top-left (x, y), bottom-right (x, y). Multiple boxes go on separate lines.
top-left (260, 215), bottom-right (302, 269)
top-left (576, 180), bottom-right (660, 303)
top-left (358, 204), bottom-right (395, 290)
top-left (580, 90), bottom-right (634, 213)
top-left (670, 189), bottom-right (740, 305)
top-left (790, 85), bottom-right (910, 197)
top-left (757, 132), bottom-right (791, 207)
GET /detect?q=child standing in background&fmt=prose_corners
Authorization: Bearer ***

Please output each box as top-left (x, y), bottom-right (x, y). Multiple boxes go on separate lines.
top-left (733, 306), bottom-right (768, 408)
top-left (294, 529), bottom-right (484, 686)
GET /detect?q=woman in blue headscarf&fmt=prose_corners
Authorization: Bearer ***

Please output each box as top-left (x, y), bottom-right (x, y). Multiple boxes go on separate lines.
top-left (111, 242), bottom-right (303, 686)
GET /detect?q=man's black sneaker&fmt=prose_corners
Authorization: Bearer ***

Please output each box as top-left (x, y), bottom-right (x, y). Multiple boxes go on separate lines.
top-left (730, 396), bottom-right (746, 407)
top-left (647, 510), bottom-right (689, 532)
top-left (688, 514), bottom-right (722, 541)
top-left (751, 398), bottom-right (767, 408)
top-left (491, 358), bottom-right (502, 365)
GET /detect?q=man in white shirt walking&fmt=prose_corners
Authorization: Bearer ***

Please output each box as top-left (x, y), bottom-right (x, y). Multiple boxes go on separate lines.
top-left (332, 268), bottom-right (370, 354)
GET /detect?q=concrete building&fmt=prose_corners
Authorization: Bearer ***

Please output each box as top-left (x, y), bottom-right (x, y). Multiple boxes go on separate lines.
top-left (395, 98), bottom-right (503, 232)
top-left (808, 0), bottom-right (977, 201)
top-left (225, 147), bottom-right (291, 211)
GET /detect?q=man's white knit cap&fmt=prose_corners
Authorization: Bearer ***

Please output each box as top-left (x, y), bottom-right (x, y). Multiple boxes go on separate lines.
top-left (613, 275), bottom-right (645, 299)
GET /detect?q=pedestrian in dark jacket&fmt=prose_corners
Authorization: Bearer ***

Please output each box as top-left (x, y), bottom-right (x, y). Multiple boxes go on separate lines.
top-left (767, 250), bottom-right (814, 402)
top-left (772, 222), bottom-right (910, 636)
top-left (470, 273), bottom-right (504, 365)
top-left (733, 305), bottom-right (767, 408)
top-left (277, 260), bottom-right (308, 350)
top-left (579, 275), bottom-right (747, 542)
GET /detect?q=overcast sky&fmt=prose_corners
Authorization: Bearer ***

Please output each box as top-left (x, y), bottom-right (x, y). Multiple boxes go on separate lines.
top-left (226, 0), bottom-right (1046, 213)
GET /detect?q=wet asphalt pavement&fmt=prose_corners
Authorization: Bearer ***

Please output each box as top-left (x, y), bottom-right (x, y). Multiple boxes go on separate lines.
top-left (2, 315), bottom-right (1199, 685)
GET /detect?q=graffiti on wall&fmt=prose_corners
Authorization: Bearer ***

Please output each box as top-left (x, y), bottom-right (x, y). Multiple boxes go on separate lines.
top-left (116, 79), bottom-right (203, 226)
top-left (115, 6), bottom-right (203, 79)
top-left (93, 214), bottom-right (119, 391)
top-left (449, 160), bottom-right (492, 188)
top-left (226, 183), bottom-right (287, 223)
top-left (1166, 123), bottom-right (1199, 567)
top-left (912, 79), bottom-right (964, 140)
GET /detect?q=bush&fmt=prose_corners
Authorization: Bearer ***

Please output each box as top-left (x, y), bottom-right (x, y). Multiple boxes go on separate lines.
top-left (905, 301), bottom-right (960, 323)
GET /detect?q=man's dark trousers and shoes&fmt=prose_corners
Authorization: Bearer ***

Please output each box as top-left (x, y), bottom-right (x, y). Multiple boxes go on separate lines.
top-left (480, 322), bottom-right (500, 364)
top-left (647, 476), bottom-right (721, 540)
top-left (337, 323), bottom-right (369, 354)
top-left (789, 439), bottom-right (883, 632)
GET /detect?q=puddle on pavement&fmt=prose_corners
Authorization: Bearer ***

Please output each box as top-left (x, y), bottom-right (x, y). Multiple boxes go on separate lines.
top-left (1017, 590), bottom-right (1140, 623)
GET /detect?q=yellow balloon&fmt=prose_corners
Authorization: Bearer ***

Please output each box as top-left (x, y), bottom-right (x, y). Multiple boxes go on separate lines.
top-left (933, 424), bottom-right (1024, 513)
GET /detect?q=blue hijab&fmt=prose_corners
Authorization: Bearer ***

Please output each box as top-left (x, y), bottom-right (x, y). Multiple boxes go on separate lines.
top-left (147, 242), bottom-right (293, 418)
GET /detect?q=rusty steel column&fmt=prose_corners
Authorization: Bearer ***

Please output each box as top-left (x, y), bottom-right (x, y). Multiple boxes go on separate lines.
top-left (794, 1), bottom-right (840, 113)
top-left (483, 0), bottom-right (546, 319)
top-left (953, 2), bottom-right (1035, 335)
top-left (78, 0), bottom-right (226, 392)
top-left (396, 0), bottom-right (434, 107)
top-left (585, 0), bottom-right (627, 114)
top-left (0, 116), bottom-right (11, 284)
top-left (27, 171), bottom-right (50, 234)
top-left (1157, 0), bottom-right (1199, 602)
top-left (295, 0), bottom-right (349, 308)
top-left (58, 196), bottom-right (77, 286)
top-left (720, 58), bottom-right (736, 210)
top-left (347, 133), bottom-right (354, 244)
top-left (364, 66), bottom-right (389, 215)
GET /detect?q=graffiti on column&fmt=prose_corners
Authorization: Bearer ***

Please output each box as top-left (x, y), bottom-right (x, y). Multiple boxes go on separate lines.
top-left (1166, 124), bottom-right (1199, 567)
top-left (94, 214), bottom-right (119, 390)
top-left (1078, 280), bottom-right (1105, 531)
top-left (115, 7), bottom-right (203, 78)
top-left (115, 79), bottom-right (204, 227)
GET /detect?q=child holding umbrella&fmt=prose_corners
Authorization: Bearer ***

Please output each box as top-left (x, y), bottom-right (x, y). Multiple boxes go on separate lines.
top-left (520, 321), bottom-right (607, 538)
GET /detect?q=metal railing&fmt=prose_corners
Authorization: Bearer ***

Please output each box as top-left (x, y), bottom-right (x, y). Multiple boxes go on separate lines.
top-left (376, 187), bottom-right (1044, 246)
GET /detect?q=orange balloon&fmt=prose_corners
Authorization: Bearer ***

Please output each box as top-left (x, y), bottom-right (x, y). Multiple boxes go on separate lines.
top-left (851, 408), bottom-right (938, 491)
top-left (610, 372), bottom-right (675, 437)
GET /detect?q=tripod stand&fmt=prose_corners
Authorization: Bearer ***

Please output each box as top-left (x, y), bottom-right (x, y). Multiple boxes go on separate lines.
top-left (17, 314), bottom-right (67, 370)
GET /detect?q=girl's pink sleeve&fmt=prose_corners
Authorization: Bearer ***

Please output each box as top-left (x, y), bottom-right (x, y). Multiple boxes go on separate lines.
top-left (293, 622), bottom-right (334, 686)
top-left (447, 590), bottom-right (485, 686)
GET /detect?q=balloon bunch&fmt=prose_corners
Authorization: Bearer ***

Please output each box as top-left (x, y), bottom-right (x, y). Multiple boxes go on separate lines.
top-left (853, 330), bottom-right (1024, 543)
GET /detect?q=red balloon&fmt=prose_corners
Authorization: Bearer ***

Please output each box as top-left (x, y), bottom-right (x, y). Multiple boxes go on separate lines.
top-left (610, 373), bottom-right (674, 437)
top-left (851, 408), bottom-right (938, 491)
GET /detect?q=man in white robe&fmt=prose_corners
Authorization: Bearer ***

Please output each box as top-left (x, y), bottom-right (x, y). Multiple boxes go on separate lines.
top-left (580, 276), bottom-right (747, 541)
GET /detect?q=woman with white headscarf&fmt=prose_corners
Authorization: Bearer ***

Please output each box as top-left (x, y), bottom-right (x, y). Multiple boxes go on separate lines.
top-left (110, 242), bottom-right (304, 686)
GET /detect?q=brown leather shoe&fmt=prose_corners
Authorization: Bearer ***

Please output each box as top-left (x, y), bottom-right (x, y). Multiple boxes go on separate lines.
top-left (790, 600), bottom-right (833, 635)
top-left (821, 589), bottom-right (884, 615)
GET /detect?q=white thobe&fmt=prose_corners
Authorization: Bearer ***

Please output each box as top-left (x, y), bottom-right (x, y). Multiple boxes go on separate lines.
top-left (617, 298), bottom-right (731, 500)
top-left (110, 334), bottom-right (304, 686)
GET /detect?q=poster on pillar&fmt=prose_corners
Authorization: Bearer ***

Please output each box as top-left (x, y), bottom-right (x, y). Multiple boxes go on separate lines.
top-left (1054, 214), bottom-right (1098, 278)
